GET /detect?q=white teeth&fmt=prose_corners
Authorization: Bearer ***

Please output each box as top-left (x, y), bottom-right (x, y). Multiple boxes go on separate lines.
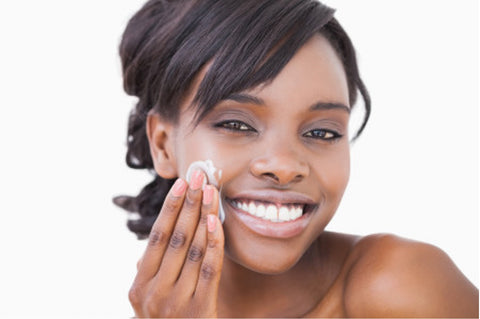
top-left (295, 207), bottom-right (303, 218)
top-left (289, 206), bottom-right (303, 220)
top-left (288, 207), bottom-right (297, 220)
top-left (278, 206), bottom-right (289, 221)
top-left (256, 204), bottom-right (266, 217)
top-left (232, 200), bottom-right (305, 222)
top-left (241, 202), bottom-right (248, 211)
top-left (265, 205), bottom-right (277, 220)
top-left (248, 202), bottom-right (256, 216)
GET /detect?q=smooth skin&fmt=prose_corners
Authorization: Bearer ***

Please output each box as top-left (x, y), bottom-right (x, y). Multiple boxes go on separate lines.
top-left (130, 34), bottom-right (479, 317)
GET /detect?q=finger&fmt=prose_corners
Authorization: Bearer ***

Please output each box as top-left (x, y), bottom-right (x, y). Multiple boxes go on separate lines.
top-left (154, 170), bottom-right (205, 286)
top-left (176, 185), bottom-right (218, 296)
top-left (134, 178), bottom-right (187, 284)
top-left (194, 214), bottom-right (224, 303)
top-left (136, 256), bottom-right (143, 271)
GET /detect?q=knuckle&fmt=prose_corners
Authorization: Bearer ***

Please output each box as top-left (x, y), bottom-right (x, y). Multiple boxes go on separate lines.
top-left (148, 229), bottom-right (167, 247)
top-left (184, 190), bottom-right (200, 210)
top-left (199, 213), bottom-right (208, 226)
top-left (169, 230), bottom-right (186, 249)
top-left (163, 198), bottom-right (180, 215)
top-left (207, 236), bottom-right (219, 249)
top-left (144, 290), bottom-right (166, 316)
top-left (161, 304), bottom-right (177, 317)
top-left (145, 297), bottom-right (159, 317)
top-left (128, 284), bottom-right (142, 308)
top-left (187, 245), bottom-right (204, 262)
top-left (200, 263), bottom-right (217, 281)
top-left (136, 258), bottom-right (142, 270)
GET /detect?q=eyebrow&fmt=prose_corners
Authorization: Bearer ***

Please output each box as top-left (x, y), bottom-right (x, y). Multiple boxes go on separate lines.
top-left (227, 93), bottom-right (265, 105)
top-left (226, 92), bottom-right (350, 113)
top-left (310, 102), bottom-right (350, 113)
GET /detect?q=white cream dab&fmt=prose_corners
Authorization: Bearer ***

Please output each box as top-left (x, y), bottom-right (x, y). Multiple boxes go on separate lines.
top-left (185, 160), bottom-right (225, 223)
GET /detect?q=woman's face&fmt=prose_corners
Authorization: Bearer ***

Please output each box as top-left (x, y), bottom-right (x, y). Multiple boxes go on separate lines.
top-left (167, 34), bottom-right (350, 274)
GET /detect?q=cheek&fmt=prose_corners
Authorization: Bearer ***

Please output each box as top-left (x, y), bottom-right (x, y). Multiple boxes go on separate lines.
top-left (317, 145), bottom-right (350, 201)
top-left (175, 132), bottom-right (249, 183)
top-left (175, 126), bottom-right (350, 199)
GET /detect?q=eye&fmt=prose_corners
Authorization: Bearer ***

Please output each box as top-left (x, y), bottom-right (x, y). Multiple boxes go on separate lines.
top-left (303, 129), bottom-right (342, 140)
top-left (215, 120), bottom-right (255, 132)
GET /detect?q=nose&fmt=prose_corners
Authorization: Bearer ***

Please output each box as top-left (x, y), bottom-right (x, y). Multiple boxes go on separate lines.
top-left (249, 143), bottom-right (309, 186)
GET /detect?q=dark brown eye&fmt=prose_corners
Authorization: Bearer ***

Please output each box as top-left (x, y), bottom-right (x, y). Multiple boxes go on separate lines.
top-left (303, 129), bottom-right (340, 140)
top-left (216, 120), bottom-right (254, 131)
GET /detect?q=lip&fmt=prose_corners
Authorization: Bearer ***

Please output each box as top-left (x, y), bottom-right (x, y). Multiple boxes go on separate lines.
top-left (224, 190), bottom-right (318, 238)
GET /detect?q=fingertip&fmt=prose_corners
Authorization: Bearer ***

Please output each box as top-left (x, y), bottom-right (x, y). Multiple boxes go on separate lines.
top-left (190, 169), bottom-right (206, 190)
top-left (207, 215), bottom-right (224, 249)
top-left (207, 214), bottom-right (216, 233)
top-left (171, 178), bottom-right (187, 197)
top-left (201, 185), bottom-right (219, 216)
top-left (203, 185), bottom-right (214, 205)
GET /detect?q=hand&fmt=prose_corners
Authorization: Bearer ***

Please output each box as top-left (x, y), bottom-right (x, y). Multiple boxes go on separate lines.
top-left (128, 171), bottom-right (225, 318)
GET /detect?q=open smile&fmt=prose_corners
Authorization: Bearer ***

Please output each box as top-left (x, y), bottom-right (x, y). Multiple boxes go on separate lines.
top-left (228, 198), bottom-right (316, 222)
top-left (223, 191), bottom-right (319, 238)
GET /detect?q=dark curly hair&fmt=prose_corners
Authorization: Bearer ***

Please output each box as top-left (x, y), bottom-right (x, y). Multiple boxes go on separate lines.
top-left (114, 0), bottom-right (371, 239)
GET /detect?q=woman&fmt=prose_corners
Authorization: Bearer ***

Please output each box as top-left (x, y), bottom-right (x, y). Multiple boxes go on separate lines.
top-left (114, 0), bottom-right (479, 317)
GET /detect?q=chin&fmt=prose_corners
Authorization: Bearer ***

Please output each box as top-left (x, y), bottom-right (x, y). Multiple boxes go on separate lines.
top-left (226, 249), bottom-right (302, 275)
top-left (220, 193), bottom-right (340, 274)
top-left (223, 232), bottom-right (315, 275)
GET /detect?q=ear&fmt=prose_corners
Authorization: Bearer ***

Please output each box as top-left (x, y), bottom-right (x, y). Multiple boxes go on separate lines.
top-left (146, 112), bottom-right (178, 179)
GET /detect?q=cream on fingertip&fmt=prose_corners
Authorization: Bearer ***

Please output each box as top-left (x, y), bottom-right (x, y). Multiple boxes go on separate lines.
top-left (186, 160), bottom-right (225, 223)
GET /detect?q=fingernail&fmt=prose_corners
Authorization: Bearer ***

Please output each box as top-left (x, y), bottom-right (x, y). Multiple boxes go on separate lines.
top-left (190, 169), bottom-right (205, 190)
top-left (171, 179), bottom-right (187, 197)
top-left (203, 185), bottom-right (214, 205)
top-left (207, 214), bottom-right (216, 232)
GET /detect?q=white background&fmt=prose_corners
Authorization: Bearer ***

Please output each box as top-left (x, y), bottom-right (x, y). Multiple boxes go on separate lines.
top-left (0, 0), bottom-right (477, 318)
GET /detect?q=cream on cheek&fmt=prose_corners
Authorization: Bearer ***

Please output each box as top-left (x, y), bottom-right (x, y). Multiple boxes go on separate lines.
top-left (174, 126), bottom-right (233, 223)
top-left (186, 159), bottom-right (226, 223)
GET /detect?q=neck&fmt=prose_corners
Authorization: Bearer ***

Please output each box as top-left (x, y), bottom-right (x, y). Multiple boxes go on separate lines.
top-left (217, 238), bottom-right (335, 318)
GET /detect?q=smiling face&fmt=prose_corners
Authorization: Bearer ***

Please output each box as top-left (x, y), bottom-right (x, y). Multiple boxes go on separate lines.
top-left (149, 34), bottom-right (350, 274)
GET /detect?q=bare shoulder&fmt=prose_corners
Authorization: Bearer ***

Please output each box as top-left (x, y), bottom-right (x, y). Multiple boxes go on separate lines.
top-left (343, 233), bottom-right (479, 318)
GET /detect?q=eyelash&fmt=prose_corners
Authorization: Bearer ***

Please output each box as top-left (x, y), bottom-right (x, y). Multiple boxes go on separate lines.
top-left (303, 129), bottom-right (342, 142)
top-left (214, 120), bottom-right (342, 141)
top-left (214, 120), bottom-right (256, 132)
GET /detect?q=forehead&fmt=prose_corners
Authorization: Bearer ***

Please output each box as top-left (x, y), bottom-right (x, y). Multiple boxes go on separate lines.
top-left (250, 34), bottom-right (349, 108)
top-left (180, 33), bottom-right (349, 122)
